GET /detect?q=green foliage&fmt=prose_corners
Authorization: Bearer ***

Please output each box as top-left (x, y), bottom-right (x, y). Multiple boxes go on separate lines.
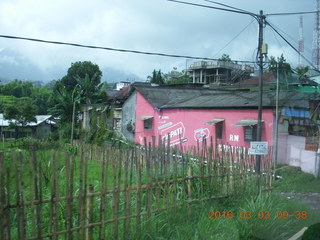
top-left (165, 69), bottom-right (191, 85)
top-left (273, 165), bottom-right (320, 193)
top-left (3, 97), bottom-right (37, 126)
top-left (302, 222), bottom-right (320, 240)
top-left (82, 108), bottom-right (113, 145)
top-left (269, 54), bottom-right (292, 79)
top-left (147, 69), bottom-right (165, 84)
top-left (49, 80), bottom-right (74, 123)
top-left (0, 80), bottom-right (54, 115)
top-left (61, 61), bottom-right (102, 92)
top-left (219, 53), bottom-right (233, 62)
top-left (49, 61), bottom-right (107, 143)
top-left (0, 79), bottom-right (33, 98)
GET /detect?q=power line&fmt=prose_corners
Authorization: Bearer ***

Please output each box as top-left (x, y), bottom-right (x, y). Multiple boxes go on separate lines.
top-left (0, 34), bottom-right (256, 64)
top-left (213, 18), bottom-right (255, 58)
top-left (266, 11), bottom-right (318, 17)
top-left (201, 0), bottom-right (255, 16)
top-left (266, 21), bottom-right (319, 71)
top-left (167, 0), bottom-right (257, 17)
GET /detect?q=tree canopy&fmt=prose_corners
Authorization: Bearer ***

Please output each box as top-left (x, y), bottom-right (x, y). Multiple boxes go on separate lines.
top-left (61, 61), bottom-right (102, 92)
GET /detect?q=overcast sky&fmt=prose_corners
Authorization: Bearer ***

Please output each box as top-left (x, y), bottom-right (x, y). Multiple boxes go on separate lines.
top-left (0, 0), bottom-right (317, 82)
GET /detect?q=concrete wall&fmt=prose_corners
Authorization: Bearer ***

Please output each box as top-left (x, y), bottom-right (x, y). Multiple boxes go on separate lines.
top-left (276, 120), bottom-right (317, 175)
top-left (286, 135), bottom-right (316, 174)
top-left (121, 92), bottom-right (137, 142)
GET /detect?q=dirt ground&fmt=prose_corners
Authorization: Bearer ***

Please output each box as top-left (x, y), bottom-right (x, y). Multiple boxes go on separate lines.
top-left (277, 192), bottom-right (320, 218)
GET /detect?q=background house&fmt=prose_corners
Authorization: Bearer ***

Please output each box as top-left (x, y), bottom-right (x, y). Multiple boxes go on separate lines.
top-left (0, 114), bottom-right (56, 140)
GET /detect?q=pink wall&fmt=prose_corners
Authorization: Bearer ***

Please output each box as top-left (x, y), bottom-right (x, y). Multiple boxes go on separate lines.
top-left (135, 91), bottom-right (274, 149)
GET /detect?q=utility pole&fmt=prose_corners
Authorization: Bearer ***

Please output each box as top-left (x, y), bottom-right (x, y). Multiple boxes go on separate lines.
top-left (256, 10), bottom-right (266, 175)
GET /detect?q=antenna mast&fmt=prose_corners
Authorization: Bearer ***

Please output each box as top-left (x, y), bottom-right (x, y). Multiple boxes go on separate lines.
top-left (298, 16), bottom-right (304, 66)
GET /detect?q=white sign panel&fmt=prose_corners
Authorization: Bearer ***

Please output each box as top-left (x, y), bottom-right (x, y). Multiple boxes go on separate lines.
top-left (249, 141), bottom-right (268, 155)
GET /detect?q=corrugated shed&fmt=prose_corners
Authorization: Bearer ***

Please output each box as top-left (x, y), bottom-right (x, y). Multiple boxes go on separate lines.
top-left (0, 114), bottom-right (53, 127)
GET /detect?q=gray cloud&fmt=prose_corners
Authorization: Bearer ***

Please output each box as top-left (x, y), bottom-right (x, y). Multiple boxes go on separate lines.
top-left (0, 0), bottom-right (316, 81)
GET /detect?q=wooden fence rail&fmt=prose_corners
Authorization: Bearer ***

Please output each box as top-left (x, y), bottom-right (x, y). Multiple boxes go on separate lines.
top-left (0, 138), bottom-right (273, 240)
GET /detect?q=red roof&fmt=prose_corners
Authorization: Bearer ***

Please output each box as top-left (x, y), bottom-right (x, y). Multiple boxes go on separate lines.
top-left (238, 72), bottom-right (276, 85)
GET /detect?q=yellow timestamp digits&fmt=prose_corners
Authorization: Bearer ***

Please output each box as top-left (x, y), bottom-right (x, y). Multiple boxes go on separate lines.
top-left (208, 210), bottom-right (308, 220)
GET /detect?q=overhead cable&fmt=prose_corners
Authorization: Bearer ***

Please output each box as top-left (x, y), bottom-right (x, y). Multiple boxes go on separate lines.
top-left (167, 0), bottom-right (257, 17)
top-left (213, 18), bottom-right (255, 58)
top-left (201, 0), bottom-right (255, 16)
top-left (0, 34), bottom-right (256, 63)
top-left (265, 21), bottom-right (318, 71)
top-left (266, 11), bottom-right (318, 17)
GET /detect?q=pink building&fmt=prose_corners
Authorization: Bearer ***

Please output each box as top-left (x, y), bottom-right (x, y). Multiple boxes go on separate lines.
top-left (121, 86), bottom-right (318, 175)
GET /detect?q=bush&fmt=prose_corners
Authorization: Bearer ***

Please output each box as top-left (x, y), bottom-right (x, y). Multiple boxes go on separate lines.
top-left (302, 223), bottom-right (320, 240)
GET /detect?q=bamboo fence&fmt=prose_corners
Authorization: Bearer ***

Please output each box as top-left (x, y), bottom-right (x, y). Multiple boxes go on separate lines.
top-left (0, 137), bottom-right (273, 240)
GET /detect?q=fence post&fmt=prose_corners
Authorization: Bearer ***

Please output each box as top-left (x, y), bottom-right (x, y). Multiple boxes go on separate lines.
top-left (0, 152), bottom-right (5, 240)
top-left (86, 184), bottom-right (94, 240)
top-left (187, 165), bottom-right (193, 201)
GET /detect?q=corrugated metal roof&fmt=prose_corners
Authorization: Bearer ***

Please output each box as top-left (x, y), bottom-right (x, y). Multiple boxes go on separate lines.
top-left (0, 114), bottom-right (53, 127)
top-left (136, 116), bottom-right (153, 120)
top-left (233, 120), bottom-right (261, 126)
top-left (135, 86), bottom-right (315, 109)
top-left (204, 119), bottom-right (224, 125)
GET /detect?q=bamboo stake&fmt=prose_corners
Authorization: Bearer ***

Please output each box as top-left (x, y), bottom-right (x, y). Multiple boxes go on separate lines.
top-left (34, 151), bottom-right (44, 240)
top-left (65, 152), bottom-right (73, 240)
top-left (86, 184), bottom-right (94, 240)
top-left (82, 145), bottom-right (89, 240)
top-left (145, 140), bottom-right (152, 234)
top-left (50, 151), bottom-right (57, 240)
top-left (99, 149), bottom-right (107, 240)
top-left (135, 145), bottom-right (142, 235)
top-left (187, 166), bottom-right (193, 201)
top-left (164, 135), bottom-right (170, 210)
top-left (0, 152), bottom-right (5, 240)
top-left (19, 152), bottom-right (26, 239)
top-left (5, 168), bottom-right (11, 240)
top-left (123, 151), bottom-right (131, 240)
top-left (13, 151), bottom-right (22, 239)
top-left (28, 151), bottom-right (36, 238)
top-left (77, 147), bottom-right (85, 240)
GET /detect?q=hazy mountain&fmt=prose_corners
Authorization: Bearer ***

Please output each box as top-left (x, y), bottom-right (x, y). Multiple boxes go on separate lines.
top-left (0, 48), bottom-right (46, 81)
top-left (0, 48), bottom-right (144, 84)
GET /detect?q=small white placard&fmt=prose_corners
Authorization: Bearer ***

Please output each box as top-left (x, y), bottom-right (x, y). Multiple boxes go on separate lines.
top-left (249, 141), bottom-right (268, 155)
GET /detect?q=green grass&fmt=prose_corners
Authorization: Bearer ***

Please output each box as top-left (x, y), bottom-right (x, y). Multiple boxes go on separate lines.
top-left (131, 193), bottom-right (319, 240)
top-left (273, 165), bottom-right (320, 193)
top-left (2, 141), bottom-right (319, 240)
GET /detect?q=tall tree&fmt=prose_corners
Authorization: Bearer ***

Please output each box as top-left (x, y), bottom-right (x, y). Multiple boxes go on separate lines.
top-left (269, 54), bottom-right (292, 79)
top-left (219, 54), bottom-right (232, 62)
top-left (165, 69), bottom-right (191, 84)
top-left (3, 98), bottom-right (37, 139)
top-left (61, 61), bottom-right (102, 92)
top-left (147, 69), bottom-right (165, 84)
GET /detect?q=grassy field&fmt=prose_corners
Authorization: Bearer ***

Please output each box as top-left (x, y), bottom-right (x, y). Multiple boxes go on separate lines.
top-left (1, 139), bottom-right (319, 240)
top-left (273, 164), bottom-right (320, 193)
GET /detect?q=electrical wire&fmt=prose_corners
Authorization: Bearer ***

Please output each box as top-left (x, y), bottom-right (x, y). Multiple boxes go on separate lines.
top-left (266, 11), bottom-right (318, 17)
top-left (167, 0), bottom-right (257, 17)
top-left (265, 21), bottom-right (319, 71)
top-left (0, 34), bottom-right (256, 63)
top-left (213, 18), bottom-right (255, 58)
top-left (201, 0), bottom-right (255, 16)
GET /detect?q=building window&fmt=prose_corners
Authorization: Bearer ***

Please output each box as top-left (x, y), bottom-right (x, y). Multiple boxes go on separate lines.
top-left (244, 126), bottom-right (257, 142)
top-left (144, 118), bottom-right (153, 130)
top-left (216, 122), bottom-right (223, 139)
